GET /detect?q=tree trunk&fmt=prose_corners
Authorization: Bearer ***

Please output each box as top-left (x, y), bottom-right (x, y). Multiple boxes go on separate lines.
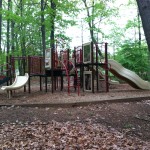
top-left (82, 0), bottom-right (103, 58)
top-left (7, 0), bottom-right (11, 54)
top-left (50, 0), bottom-right (56, 93)
top-left (136, 0), bottom-right (150, 81)
top-left (41, 0), bottom-right (46, 58)
top-left (20, 0), bottom-right (26, 56)
top-left (137, 11), bottom-right (141, 48)
top-left (50, 0), bottom-right (56, 50)
top-left (11, 20), bottom-right (15, 53)
top-left (0, 0), bottom-right (2, 52)
top-left (136, 0), bottom-right (150, 51)
top-left (10, 1), bottom-right (15, 53)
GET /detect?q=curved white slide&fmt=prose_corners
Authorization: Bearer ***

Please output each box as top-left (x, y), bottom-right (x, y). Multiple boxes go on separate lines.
top-left (1, 73), bottom-right (29, 98)
top-left (107, 59), bottom-right (150, 90)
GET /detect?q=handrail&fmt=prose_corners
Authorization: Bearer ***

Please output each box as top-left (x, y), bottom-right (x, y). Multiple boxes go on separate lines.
top-left (59, 60), bottom-right (79, 95)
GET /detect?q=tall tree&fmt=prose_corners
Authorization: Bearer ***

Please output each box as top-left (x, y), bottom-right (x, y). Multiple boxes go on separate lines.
top-left (50, 0), bottom-right (56, 50)
top-left (137, 10), bottom-right (141, 47)
top-left (136, 0), bottom-right (150, 81)
top-left (10, 0), bottom-right (15, 53)
top-left (82, 0), bottom-right (117, 57)
top-left (136, 0), bottom-right (150, 51)
top-left (1, 0), bottom-right (79, 56)
top-left (82, 0), bottom-right (103, 57)
top-left (20, 0), bottom-right (26, 56)
top-left (0, 0), bottom-right (2, 52)
top-left (7, 0), bottom-right (11, 54)
top-left (41, 0), bottom-right (46, 58)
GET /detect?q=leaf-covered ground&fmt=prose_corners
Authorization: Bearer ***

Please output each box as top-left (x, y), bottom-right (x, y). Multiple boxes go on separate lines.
top-left (0, 100), bottom-right (150, 149)
top-left (1, 121), bottom-right (149, 149)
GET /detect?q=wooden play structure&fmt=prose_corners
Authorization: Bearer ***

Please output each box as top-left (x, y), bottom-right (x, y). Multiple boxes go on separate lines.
top-left (0, 42), bottom-right (110, 97)
top-left (1, 41), bottom-right (150, 98)
top-left (74, 42), bottom-right (109, 93)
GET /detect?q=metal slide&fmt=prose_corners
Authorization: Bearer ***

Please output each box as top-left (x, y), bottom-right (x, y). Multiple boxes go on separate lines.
top-left (1, 73), bottom-right (29, 98)
top-left (107, 59), bottom-right (150, 90)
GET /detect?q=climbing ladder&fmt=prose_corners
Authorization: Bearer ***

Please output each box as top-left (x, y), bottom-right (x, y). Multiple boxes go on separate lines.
top-left (60, 50), bottom-right (80, 95)
top-left (60, 60), bottom-right (80, 95)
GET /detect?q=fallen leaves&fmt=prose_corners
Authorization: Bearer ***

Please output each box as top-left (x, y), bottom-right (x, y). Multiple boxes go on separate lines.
top-left (0, 120), bottom-right (150, 149)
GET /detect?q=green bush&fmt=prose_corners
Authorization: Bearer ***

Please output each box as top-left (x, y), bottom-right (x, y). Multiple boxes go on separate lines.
top-left (115, 40), bottom-right (149, 80)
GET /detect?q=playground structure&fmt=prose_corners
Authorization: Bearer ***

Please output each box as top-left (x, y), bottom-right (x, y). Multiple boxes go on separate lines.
top-left (0, 41), bottom-right (150, 98)
top-left (0, 51), bottom-right (80, 97)
top-left (44, 42), bottom-right (110, 93)
top-left (0, 42), bottom-right (108, 97)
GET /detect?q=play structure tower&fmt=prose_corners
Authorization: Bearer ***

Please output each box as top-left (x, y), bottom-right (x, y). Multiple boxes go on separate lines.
top-left (74, 42), bottom-right (109, 93)
top-left (43, 42), bottom-right (109, 94)
top-left (45, 48), bottom-right (80, 95)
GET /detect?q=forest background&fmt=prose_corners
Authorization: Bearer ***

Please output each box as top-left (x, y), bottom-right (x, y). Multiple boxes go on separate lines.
top-left (0, 0), bottom-right (149, 80)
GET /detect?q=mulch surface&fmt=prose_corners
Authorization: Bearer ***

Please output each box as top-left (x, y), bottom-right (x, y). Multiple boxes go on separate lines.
top-left (0, 83), bottom-right (150, 149)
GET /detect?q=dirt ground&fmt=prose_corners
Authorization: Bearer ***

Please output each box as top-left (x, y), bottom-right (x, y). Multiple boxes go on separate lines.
top-left (0, 100), bottom-right (150, 141)
top-left (0, 83), bottom-right (150, 149)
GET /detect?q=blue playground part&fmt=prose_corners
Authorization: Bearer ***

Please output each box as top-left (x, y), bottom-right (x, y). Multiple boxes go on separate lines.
top-left (0, 77), bottom-right (10, 85)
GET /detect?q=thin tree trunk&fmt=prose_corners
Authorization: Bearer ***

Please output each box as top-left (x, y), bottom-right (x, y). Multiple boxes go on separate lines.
top-left (11, 21), bottom-right (15, 53)
top-left (50, 0), bottom-right (56, 50)
top-left (137, 11), bottom-right (141, 48)
top-left (82, 0), bottom-right (103, 58)
top-left (50, 0), bottom-right (56, 93)
top-left (0, 0), bottom-right (2, 52)
top-left (136, 0), bottom-right (150, 81)
top-left (136, 0), bottom-right (150, 51)
top-left (10, 1), bottom-right (15, 53)
top-left (20, 0), bottom-right (26, 56)
top-left (7, 0), bottom-right (11, 54)
top-left (15, 34), bottom-right (19, 54)
top-left (41, 0), bottom-right (46, 58)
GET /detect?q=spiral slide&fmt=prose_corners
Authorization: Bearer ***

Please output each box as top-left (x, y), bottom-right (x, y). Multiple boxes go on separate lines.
top-left (107, 59), bottom-right (150, 90)
top-left (1, 73), bottom-right (29, 98)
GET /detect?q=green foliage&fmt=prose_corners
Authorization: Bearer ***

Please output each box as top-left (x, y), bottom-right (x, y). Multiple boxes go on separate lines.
top-left (0, 51), bottom-right (6, 64)
top-left (107, 25), bottom-right (125, 48)
top-left (115, 40), bottom-right (149, 80)
top-left (55, 33), bottom-right (72, 49)
top-left (125, 19), bottom-right (138, 29)
top-left (0, 0), bottom-right (79, 56)
top-left (82, 0), bottom-right (118, 32)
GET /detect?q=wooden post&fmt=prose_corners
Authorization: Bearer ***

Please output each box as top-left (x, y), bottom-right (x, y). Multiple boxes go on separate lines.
top-left (23, 56), bottom-right (26, 92)
top-left (105, 43), bottom-right (109, 92)
top-left (91, 42), bottom-right (94, 93)
top-left (96, 43), bottom-right (99, 91)
top-left (51, 49), bottom-right (54, 93)
top-left (28, 56), bottom-right (31, 93)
